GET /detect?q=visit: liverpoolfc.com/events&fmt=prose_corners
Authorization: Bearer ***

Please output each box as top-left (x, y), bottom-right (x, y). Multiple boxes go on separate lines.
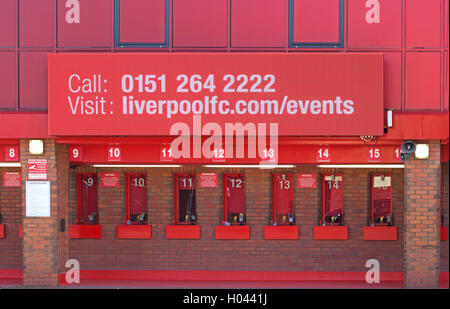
top-left (121, 95), bottom-right (355, 118)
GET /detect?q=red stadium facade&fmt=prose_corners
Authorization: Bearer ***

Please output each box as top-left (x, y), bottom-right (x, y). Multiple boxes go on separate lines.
top-left (0, 0), bottom-right (448, 288)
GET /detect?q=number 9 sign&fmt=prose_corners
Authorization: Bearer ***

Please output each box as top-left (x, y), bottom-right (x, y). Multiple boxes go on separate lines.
top-left (69, 146), bottom-right (83, 162)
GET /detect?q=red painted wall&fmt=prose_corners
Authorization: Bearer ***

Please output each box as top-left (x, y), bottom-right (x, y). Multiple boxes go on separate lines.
top-left (0, 0), bottom-right (448, 112)
top-left (441, 163), bottom-right (449, 272)
top-left (67, 165), bottom-right (404, 273)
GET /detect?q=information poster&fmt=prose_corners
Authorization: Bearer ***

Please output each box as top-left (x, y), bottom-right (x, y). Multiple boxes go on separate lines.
top-left (199, 173), bottom-right (218, 188)
top-left (26, 181), bottom-right (51, 217)
top-left (100, 173), bottom-right (120, 187)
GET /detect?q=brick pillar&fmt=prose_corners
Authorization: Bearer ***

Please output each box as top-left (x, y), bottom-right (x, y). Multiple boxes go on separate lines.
top-left (404, 141), bottom-right (441, 288)
top-left (20, 139), bottom-right (69, 287)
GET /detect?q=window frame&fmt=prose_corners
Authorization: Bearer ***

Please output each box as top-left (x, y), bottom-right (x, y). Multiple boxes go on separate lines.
top-left (370, 174), bottom-right (393, 226)
top-left (223, 173), bottom-right (246, 225)
top-left (288, 0), bottom-right (344, 48)
top-left (76, 173), bottom-right (99, 225)
top-left (271, 173), bottom-right (295, 226)
top-left (125, 173), bottom-right (148, 225)
top-left (114, 0), bottom-right (169, 48)
top-left (174, 173), bottom-right (197, 225)
top-left (321, 174), bottom-right (344, 226)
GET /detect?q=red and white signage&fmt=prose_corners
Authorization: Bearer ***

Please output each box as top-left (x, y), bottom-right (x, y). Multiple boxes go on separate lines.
top-left (107, 146), bottom-right (121, 162)
top-left (48, 53), bottom-right (383, 136)
top-left (28, 159), bottom-right (48, 180)
top-left (4, 146), bottom-right (19, 161)
top-left (199, 173), bottom-right (218, 188)
top-left (316, 147), bottom-right (331, 162)
top-left (69, 146), bottom-right (83, 162)
top-left (100, 173), bottom-right (119, 187)
top-left (3, 172), bottom-right (21, 187)
top-left (160, 145), bottom-right (173, 162)
top-left (297, 174), bottom-right (316, 188)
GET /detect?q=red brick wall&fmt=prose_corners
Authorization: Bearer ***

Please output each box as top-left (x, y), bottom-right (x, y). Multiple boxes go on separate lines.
top-left (404, 141), bottom-right (441, 288)
top-left (68, 165), bottom-right (404, 273)
top-left (20, 139), bottom-right (60, 286)
top-left (0, 167), bottom-right (22, 269)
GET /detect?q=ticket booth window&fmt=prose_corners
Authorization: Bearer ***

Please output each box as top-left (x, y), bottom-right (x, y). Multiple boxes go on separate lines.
top-left (370, 175), bottom-right (393, 226)
top-left (77, 173), bottom-right (98, 224)
top-left (126, 173), bottom-right (147, 225)
top-left (174, 174), bottom-right (197, 225)
top-left (321, 175), bottom-right (343, 226)
top-left (272, 173), bottom-right (295, 226)
top-left (224, 174), bottom-right (246, 225)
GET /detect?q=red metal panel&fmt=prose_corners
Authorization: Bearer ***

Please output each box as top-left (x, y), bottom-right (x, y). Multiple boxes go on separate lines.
top-left (0, 0), bottom-right (16, 47)
top-left (231, 0), bottom-right (286, 47)
top-left (116, 225), bottom-right (151, 239)
top-left (0, 224), bottom-right (5, 238)
top-left (405, 52), bottom-right (441, 110)
top-left (69, 224), bottom-right (102, 239)
top-left (445, 51), bottom-right (449, 111)
top-left (215, 225), bottom-right (250, 240)
top-left (58, 0), bottom-right (112, 48)
top-left (173, 0), bottom-right (227, 47)
top-left (165, 225), bottom-right (200, 239)
top-left (348, 0), bottom-right (401, 48)
top-left (272, 173), bottom-right (294, 225)
top-left (445, 0), bottom-right (449, 49)
top-left (363, 226), bottom-right (397, 241)
top-left (293, 0), bottom-right (340, 44)
top-left (371, 174), bottom-right (393, 225)
top-left (383, 52), bottom-right (402, 110)
top-left (119, 0), bottom-right (166, 44)
top-left (175, 174), bottom-right (196, 224)
top-left (313, 225), bottom-right (348, 240)
top-left (19, 0), bottom-right (55, 47)
top-left (57, 269), bottom-right (405, 285)
top-left (406, 0), bottom-right (441, 48)
top-left (322, 175), bottom-right (343, 225)
top-left (0, 52), bottom-right (17, 109)
top-left (128, 173), bottom-right (147, 222)
top-left (264, 226), bottom-right (299, 240)
top-left (224, 174), bottom-right (245, 224)
top-left (78, 173), bottom-right (98, 224)
top-left (442, 226), bottom-right (448, 241)
top-left (60, 143), bottom-right (409, 164)
top-left (0, 113), bottom-right (49, 138)
top-left (19, 52), bottom-right (49, 109)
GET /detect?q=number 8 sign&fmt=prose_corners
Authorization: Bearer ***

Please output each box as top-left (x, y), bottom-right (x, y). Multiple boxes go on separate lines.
top-left (5, 146), bottom-right (19, 161)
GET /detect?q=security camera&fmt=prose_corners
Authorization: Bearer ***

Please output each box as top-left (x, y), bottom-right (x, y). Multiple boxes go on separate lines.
top-left (400, 140), bottom-right (417, 162)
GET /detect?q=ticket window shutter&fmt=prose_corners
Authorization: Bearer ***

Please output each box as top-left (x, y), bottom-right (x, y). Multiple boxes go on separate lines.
top-left (79, 173), bottom-right (98, 224)
top-left (323, 175), bottom-right (343, 225)
top-left (225, 175), bottom-right (246, 225)
top-left (371, 175), bottom-right (393, 226)
top-left (272, 174), bottom-right (295, 226)
top-left (177, 174), bottom-right (196, 225)
top-left (128, 173), bottom-right (147, 224)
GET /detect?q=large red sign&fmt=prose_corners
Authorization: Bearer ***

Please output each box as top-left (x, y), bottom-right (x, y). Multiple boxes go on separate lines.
top-left (48, 53), bottom-right (383, 136)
